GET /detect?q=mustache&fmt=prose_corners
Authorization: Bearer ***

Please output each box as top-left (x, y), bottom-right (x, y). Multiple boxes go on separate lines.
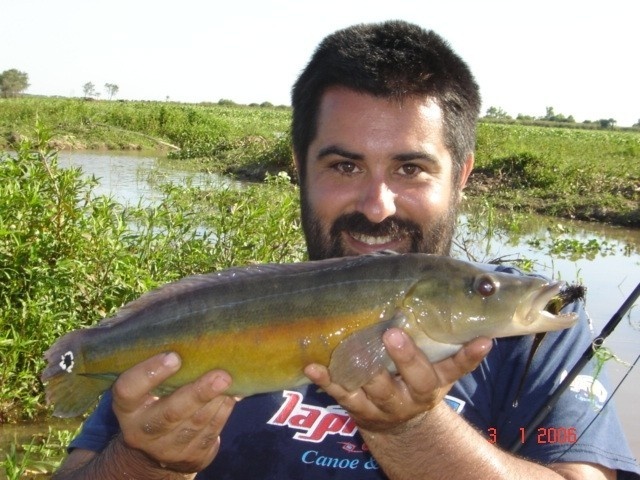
top-left (330, 212), bottom-right (423, 241)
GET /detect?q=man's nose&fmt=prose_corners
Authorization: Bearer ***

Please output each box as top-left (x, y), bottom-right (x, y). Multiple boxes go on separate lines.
top-left (356, 178), bottom-right (397, 224)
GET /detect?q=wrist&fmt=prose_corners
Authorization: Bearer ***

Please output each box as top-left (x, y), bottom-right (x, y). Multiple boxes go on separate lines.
top-left (111, 434), bottom-right (195, 480)
top-left (361, 399), bottom-right (450, 439)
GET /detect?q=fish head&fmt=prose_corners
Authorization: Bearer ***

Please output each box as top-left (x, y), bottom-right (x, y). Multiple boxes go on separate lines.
top-left (403, 258), bottom-right (578, 344)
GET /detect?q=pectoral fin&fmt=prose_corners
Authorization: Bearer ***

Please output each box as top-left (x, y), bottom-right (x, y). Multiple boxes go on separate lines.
top-left (328, 312), bottom-right (406, 391)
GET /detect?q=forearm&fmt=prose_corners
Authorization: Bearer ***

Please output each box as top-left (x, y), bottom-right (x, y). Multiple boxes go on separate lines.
top-left (52, 434), bottom-right (195, 480)
top-left (360, 402), bottom-right (565, 480)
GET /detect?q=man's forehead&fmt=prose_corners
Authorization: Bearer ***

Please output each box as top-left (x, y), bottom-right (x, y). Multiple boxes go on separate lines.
top-left (319, 86), bottom-right (442, 115)
top-left (313, 87), bottom-right (447, 157)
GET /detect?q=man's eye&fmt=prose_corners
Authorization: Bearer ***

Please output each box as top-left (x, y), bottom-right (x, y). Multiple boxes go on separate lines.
top-left (398, 164), bottom-right (422, 176)
top-left (333, 161), bottom-right (358, 174)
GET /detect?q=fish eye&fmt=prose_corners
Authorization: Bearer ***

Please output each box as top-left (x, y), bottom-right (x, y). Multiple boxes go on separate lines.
top-left (474, 275), bottom-right (499, 297)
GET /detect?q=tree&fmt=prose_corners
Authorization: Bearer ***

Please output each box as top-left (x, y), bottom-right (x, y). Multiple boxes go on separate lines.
top-left (104, 83), bottom-right (119, 100)
top-left (544, 106), bottom-right (555, 120)
top-left (484, 106), bottom-right (511, 120)
top-left (632, 119), bottom-right (640, 128)
top-left (83, 82), bottom-right (97, 98)
top-left (598, 118), bottom-right (617, 129)
top-left (0, 69), bottom-right (29, 98)
top-left (541, 106), bottom-right (575, 123)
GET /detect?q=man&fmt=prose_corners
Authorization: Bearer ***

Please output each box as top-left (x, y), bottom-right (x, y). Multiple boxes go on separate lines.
top-left (54, 20), bottom-right (639, 479)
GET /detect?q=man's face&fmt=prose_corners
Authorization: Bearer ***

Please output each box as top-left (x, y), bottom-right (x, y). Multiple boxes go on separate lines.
top-left (299, 86), bottom-right (473, 260)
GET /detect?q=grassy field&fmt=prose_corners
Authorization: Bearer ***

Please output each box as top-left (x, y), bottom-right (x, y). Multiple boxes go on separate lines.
top-left (2, 97), bottom-right (639, 227)
top-left (472, 123), bottom-right (640, 226)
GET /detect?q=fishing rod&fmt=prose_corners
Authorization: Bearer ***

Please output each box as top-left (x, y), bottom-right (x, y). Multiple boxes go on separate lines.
top-left (509, 280), bottom-right (640, 453)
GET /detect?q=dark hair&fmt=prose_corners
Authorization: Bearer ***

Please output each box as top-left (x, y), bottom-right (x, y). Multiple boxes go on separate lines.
top-left (291, 20), bottom-right (481, 183)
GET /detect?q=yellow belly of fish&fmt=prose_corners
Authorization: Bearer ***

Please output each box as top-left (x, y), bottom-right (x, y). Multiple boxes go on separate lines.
top-left (84, 309), bottom-right (384, 396)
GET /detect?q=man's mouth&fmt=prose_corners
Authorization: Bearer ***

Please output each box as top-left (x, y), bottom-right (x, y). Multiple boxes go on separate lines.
top-left (345, 231), bottom-right (406, 254)
top-left (323, 211), bottom-right (424, 257)
top-left (350, 232), bottom-right (397, 246)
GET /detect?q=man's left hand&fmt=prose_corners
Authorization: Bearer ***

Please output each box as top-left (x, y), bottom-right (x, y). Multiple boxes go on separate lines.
top-left (304, 328), bottom-right (492, 432)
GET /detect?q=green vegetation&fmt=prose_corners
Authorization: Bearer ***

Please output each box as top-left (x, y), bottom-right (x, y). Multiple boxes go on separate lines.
top-left (2, 424), bottom-right (78, 479)
top-left (472, 123), bottom-right (640, 226)
top-left (0, 124), bottom-right (304, 424)
top-left (0, 97), bottom-right (293, 177)
top-left (1, 97), bottom-right (638, 227)
top-left (0, 70), bottom-right (29, 98)
top-left (483, 105), bottom-right (636, 130)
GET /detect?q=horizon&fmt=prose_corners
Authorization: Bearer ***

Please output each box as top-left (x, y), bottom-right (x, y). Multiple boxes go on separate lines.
top-left (2, 0), bottom-right (638, 126)
top-left (14, 93), bottom-right (635, 130)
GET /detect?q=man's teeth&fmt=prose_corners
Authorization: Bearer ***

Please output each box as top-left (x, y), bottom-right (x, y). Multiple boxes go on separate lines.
top-left (351, 233), bottom-right (395, 245)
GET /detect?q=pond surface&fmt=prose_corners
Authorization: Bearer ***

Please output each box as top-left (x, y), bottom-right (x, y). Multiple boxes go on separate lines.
top-left (56, 150), bottom-right (237, 205)
top-left (454, 211), bottom-right (640, 459)
top-left (3, 151), bottom-right (639, 470)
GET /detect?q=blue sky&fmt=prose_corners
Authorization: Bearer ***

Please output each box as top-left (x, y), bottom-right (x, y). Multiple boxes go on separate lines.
top-left (2, 0), bottom-right (638, 126)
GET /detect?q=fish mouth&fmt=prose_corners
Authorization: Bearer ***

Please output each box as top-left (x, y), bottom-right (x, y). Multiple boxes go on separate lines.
top-left (523, 281), bottom-right (579, 329)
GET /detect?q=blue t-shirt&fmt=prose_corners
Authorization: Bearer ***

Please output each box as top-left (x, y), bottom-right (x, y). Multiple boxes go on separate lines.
top-left (69, 266), bottom-right (640, 479)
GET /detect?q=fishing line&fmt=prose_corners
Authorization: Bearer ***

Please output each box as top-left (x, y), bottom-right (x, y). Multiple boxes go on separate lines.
top-left (551, 352), bottom-right (640, 461)
top-left (509, 281), bottom-right (640, 453)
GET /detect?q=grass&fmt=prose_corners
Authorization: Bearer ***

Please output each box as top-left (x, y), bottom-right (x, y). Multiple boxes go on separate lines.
top-left (0, 123), bottom-right (304, 423)
top-left (471, 123), bottom-right (640, 226)
top-left (1, 97), bottom-right (638, 226)
top-left (0, 97), bottom-right (295, 188)
top-left (1, 425), bottom-right (78, 479)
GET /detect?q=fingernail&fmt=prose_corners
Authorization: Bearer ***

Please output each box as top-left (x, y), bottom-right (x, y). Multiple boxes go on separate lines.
top-left (163, 352), bottom-right (181, 369)
top-left (386, 329), bottom-right (406, 349)
top-left (212, 374), bottom-right (231, 392)
top-left (479, 338), bottom-right (493, 352)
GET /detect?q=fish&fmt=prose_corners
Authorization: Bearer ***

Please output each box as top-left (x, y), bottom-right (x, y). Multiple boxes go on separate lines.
top-left (41, 252), bottom-right (578, 418)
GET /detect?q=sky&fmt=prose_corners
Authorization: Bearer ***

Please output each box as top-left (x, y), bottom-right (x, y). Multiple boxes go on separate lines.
top-left (2, 0), bottom-right (639, 126)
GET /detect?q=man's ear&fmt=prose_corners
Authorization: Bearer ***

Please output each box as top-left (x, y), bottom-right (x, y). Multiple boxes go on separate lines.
top-left (458, 153), bottom-right (474, 190)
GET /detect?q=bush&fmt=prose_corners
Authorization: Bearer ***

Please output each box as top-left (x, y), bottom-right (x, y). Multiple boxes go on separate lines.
top-left (0, 125), bottom-right (305, 421)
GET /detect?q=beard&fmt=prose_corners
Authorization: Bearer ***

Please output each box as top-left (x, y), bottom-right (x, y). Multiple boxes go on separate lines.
top-left (300, 192), bottom-right (460, 261)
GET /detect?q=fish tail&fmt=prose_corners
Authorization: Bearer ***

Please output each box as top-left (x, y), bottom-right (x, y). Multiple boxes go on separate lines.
top-left (41, 330), bottom-right (113, 417)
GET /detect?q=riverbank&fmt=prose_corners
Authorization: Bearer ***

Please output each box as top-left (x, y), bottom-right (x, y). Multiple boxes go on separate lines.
top-left (1, 97), bottom-right (639, 227)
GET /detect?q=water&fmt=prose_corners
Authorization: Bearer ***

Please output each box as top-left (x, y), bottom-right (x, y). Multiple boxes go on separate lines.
top-left (3, 151), bottom-right (639, 469)
top-left (56, 150), bottom-right (237, 206)
top-left (454, 213), bottom-right (640, 459)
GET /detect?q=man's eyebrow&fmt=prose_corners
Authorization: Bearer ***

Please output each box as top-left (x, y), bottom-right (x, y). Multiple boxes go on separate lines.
top-left (316, 146), bottom-right (441, 166)
top-left (393, 151), bottom-right (441, 165)
top-left (316, 145), bottom-right (363, 161)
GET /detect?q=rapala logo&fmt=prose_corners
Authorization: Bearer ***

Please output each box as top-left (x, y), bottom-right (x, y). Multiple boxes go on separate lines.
top-left (268, 391), bottom-right (358, 443)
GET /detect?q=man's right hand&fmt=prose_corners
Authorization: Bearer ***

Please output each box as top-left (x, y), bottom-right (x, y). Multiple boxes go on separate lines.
top-left (112, 352), bottom-right (236, 473)
top-left (54, 352), bottom-right (236, 479)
